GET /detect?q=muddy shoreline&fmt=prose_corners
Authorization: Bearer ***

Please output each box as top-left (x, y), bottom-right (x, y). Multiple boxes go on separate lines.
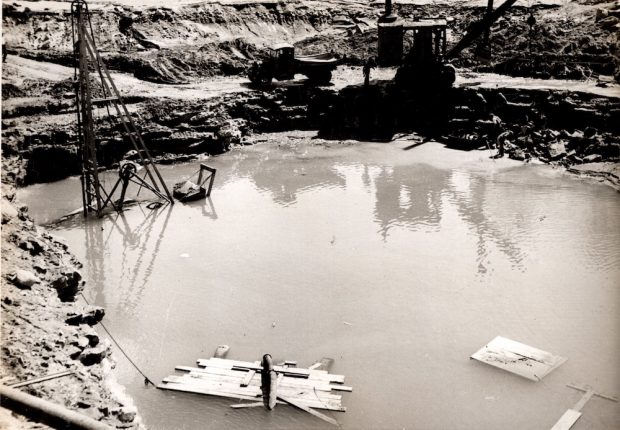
top-left (3, 71), bottom-right (619, 189)
top-left (1, 179), bottom-right (145, 428)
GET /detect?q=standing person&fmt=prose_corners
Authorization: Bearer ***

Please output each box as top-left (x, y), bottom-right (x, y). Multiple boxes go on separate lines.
top-left (2, 44), bottom-right (7, 63)
top-left (496, 130), bottom-right (512, 158)
top-left (363, 57), bottom-right (376, 87)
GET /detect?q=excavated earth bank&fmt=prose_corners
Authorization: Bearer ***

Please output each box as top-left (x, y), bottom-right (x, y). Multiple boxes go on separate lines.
top-left (1, 0), bottom-right (620, 428)
top-left (1, 181), bottom-right (145, 429)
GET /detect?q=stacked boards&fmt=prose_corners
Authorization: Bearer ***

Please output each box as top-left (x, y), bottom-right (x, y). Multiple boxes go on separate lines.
top-left (157, 357), bottom-right (352, 412)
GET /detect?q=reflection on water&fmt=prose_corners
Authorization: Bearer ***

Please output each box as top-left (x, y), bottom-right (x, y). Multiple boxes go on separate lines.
top-left (227, 147), bottom-right (346, 207)
top-left (59, 204), bottom-right (174, 315)
top-left (372, 164), bottom-right (447, 237)
top-left (360, 163), bottom-right (526, 274)
top-left (447, 170), bottom-right (527, 275)
top-left (21, 136), bottom-right (620, 430)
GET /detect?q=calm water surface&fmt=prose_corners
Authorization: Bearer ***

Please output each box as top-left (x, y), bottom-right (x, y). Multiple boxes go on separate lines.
top-left (19, 133), bottom-right (620, 429)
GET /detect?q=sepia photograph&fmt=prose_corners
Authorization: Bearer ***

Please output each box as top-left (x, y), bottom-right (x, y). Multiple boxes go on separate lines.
top-left (1, 0), bottom-right (619, 429)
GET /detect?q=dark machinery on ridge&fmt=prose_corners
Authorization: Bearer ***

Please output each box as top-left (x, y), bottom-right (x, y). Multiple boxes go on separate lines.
top-left (388, 0), bottom-right (519, 90)
top-left (248, 43), bottom-right (339, 86)
top-left (394, 18), bottom-right (456, 89)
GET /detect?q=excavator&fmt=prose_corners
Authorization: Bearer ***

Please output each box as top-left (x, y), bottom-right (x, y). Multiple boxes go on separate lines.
top-left (389, 0), bottom-right (519, 89)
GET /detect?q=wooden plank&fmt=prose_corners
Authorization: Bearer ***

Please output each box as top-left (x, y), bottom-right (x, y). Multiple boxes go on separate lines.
top-left (567, 383), bottom-right (618, 402)
top-left (164, 374), bottom-right (261, 392)
top-left (161, 377), bottom-right (261, 398)
top-left (168, 370), bottom-right (244, 383)
top-left (160, 380), bottom-right (345, 411)
top-left (8, 371), bottom-right (74, 388)
top-left (163, 374), bottom-right (344, 407)
top-left (230, 402), bottom-right (263, 409)
top-left (241, 360), bottom-right (259, 387)
top-left (277, 394), bottom-right (339, 426)
top-left (229, 398), bottom-right (340, 410)
top-left (550, 409), bottom-right (582, 430)
top-left (198, 357), bottom-right (267, 369)
top-left (176, 365), bottom-right (247, 379)
top-left (176, 366), bottom-right (352, 392)
top-left (163, 375), bottom-right (246, 388)
top-left (161, 380), bottom-right (261, 399)
top-left (241, 370), bottom-right (256, 387)
top-left (572, 389), bottom-right (595, 412)
top-left (330, 384), bottom-right (353, 392)
top-left (276, 386), bottom-right (342, 402)
top-left (245, 366), bottom-right (343, 384)
top-left (192, 371), bottom-right (351, 395)
top-left (157, 382), bottom-right (258, 402)
top-left (199, 358), bottom-right (330, 376)
top-left (162, 376), bottom-right (344, 411)
top-left (197, 359), bottom-right (345, 383)
top-left (199, 359), bottom-right (344, 383)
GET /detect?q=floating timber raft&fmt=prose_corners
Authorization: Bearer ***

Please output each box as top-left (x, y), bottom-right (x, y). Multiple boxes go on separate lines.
top-left (158, 357), bottom-right (352, 414)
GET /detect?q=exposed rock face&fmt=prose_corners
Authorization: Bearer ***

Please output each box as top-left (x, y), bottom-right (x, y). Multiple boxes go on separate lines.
top-left (7, 269), bottom-right (40, 289)
top-left (65, 306), bottom-right (105, 327)
top-left (52, 271), bottom-right (83, 302)
top-left (548, 141), bottom-right (567, 160)
top-left (79, 341), bottom-right (111, 366)
top-left (2, 76), bottom-right (619, 187)
top-left (0, 189), bottom-right (144, 429)
top-left (23, 145), bottom-right (80, 185)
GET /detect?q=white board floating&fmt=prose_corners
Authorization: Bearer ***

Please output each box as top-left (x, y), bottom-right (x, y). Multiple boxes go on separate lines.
top-left (550, 409), bottom-right (582, 430)
top-left (550, 384), bottom-right (618, 430)
top-left (471, 336), bottom-right (566, 381)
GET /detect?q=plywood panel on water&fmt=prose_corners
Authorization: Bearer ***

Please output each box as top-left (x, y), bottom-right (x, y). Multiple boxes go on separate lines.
top-left (471, 336), bottom-right (566, 381)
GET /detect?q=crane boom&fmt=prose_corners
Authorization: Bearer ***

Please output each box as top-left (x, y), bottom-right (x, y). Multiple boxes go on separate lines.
top-left (446, 0), bottom-right (518, 59)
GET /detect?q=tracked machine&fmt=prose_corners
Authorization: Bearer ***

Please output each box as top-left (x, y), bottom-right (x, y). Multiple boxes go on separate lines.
top-left (378, 0), bottom-right (519, 90)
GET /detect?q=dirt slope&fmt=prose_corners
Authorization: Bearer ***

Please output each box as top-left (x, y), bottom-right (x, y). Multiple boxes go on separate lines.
top-left (2, 0), bottom-right (374, 83)
top-left (1, 183), bottom-right (145, 429)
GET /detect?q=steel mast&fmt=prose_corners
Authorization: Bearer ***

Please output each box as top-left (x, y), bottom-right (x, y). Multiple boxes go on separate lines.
top-left (71, 0), bottom-right (173, 217)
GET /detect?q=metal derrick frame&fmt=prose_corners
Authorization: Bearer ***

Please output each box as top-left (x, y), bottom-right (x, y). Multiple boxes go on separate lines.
top-left (71, 0), bottom-right (173, 217)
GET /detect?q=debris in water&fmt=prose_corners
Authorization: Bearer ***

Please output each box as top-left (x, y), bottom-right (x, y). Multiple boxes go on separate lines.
top-left (213, 345), bottom-right (230, 359)
top-left (550, 383), bottom-right (618, 430)
top-left (470, 336), bottom-right (566, 381)
top-left (173, 164), bottom-right (216, 203)
top-left (158, 354), bottom-right (351, 426)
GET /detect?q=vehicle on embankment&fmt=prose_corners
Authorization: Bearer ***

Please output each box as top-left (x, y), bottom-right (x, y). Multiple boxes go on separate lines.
top-left (248, 43), bottom-right (339, 86)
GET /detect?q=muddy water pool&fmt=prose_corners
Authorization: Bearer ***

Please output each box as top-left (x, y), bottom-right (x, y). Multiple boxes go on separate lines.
top-left (19, 133), bottom-right (620, 429)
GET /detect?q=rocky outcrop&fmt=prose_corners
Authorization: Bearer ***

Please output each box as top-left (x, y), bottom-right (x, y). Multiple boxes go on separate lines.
top-left (0, 187), bottom-right (144, 428)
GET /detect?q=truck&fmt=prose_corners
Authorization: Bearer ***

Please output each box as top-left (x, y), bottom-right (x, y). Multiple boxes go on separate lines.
top-left (248, 43), bottom-right (339, 86)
